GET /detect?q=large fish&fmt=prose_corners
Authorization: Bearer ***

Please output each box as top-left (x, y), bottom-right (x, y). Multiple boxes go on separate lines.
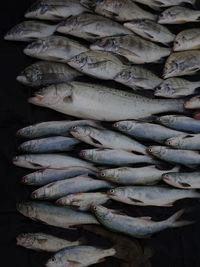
top-left (132, 0), bottom-right (195, 10)
top-left (184, 95), bottom-right (200, 109)
top-left (28, 82), bottom-right (184, 121)
top-left (166, 133), bottom-right (200, 150)
top-left (174, 28), bottom-right (200, 52)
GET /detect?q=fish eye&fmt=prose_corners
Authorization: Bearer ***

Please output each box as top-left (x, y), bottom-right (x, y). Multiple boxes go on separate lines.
top-left (72, 126), bottom-right (77, 130)
top-left (148, 148), bottom-right (152, 152)
top-left (51, 257), bottom-right (56, 262)
top-left (110, 189), bottom-right (115, 194)
top-left (100, 172), bottom-right (105, 177)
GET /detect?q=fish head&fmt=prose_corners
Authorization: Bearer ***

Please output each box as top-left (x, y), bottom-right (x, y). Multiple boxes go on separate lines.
top-left (56, 195), bottom-right (71, 206)
top-left (155, 80), bottom-right (176, 97)
top-left (90, 37), bottom-right (118, 52)
top-left (24, 39), bottom-right (48, 57)
top-left (25, 0), bottom-right (53, 19)
top-left (91, 205), bottom-right (110, 220)
top-left (16, 233), bottom-right (35, 248)
top-left (16, 125), bottom-right (34, 138)
top-left (162, 173), bottom-right (191, 188)
top-left (57, 15), bottom-right (81, 33)
top-left (31, 183), bottom-right (53, 200)
top-left (156, 115), bottom-right (177, 127)
top-left (16, 202), bottom-right (37, 218)
top-left (17, 64), bottom-right (44, 87)
top-left (21, 171), bottom-right (38, 185)
top-left (148, 146), bottom-right (166, 157)
top-left (68, 52), bottom-right (88, 69)
top-left (13, 155), bottom-right (41, 169)
top-left (173, 37), bottom-right (184, 52)
top-left (107, 188), bottom-right (122, 200)
top-left (184, 96), bottom-right (200, 109)
top-left (112, 121), bottom-right (133, 133)
top-left (163, 56), bottom-right (182, 79)
top-left (4, 22), bottom-right (30, 41)
top-left (165, 136), bottom-right (182, 148)
top-left (98, 169), bottom-right (118, 182)
top-left (114, 69), bottom-right (133, 84)
top-left (158, 7), bottom-right (181, 24)
top-left (46, 254), bottom-right (63, 267)
top-left (70, 125), bottom-right (93, 141)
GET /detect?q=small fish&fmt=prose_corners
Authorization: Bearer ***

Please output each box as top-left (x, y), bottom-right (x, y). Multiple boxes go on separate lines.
top-left (4, 20), bottom-right (57, 42)
top-left (57, 13), bottom-right (131, 41)
top-left (132, 0), bottom-right (196, 10)
top-left (108, 186), bottom-right (200, 207)
top-left (124, 19), bottom-right (175, 44)
top-left (17, 61), bottom-right (83, 87)
top-left (163, 50), bottom-right (200, 78)
top-left (92, 205), bottom-right (192, 238)
top-left (56, 192), bottom-right (109, 210)
top-left (17, 202), bottom-right (98, 228)
top-left (174, 28), bottom-right (200, 52)
top-left (166, 133), bottom-right (200, 150)
top-left (25, 0), bottom-right (88, 21)
top-left (31, 175), bottom-right (113, 200)
top-left (163, 171), bottom-right (200, 189)
top-left (114, 66), bottom-right (162, 90)
top-left (24, 36), bottom-right (88, 63)
top-left (17, 233), bottom-right (81, 252)
top-left (70, 126), bottom-right (146, 154)
top-left (184, 95), bottom-right (200, 109)
top-left (46, 245), bottom-right (116, 267)
top-left (98, 165), bottom-right (179, 185)
top-left (113, 121), bottom-right (186, 144)
top-left (18, 136), bottom-right (80, 153)
top-left (91, 35), bottom-right (171, 64)
top-left (158, 6), bottom-right (200, 24)
top-left (155, 78), bottom-right (200, 98)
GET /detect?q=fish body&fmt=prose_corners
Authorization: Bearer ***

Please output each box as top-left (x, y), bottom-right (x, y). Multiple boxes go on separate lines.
top-left (132, 0), bottom-right (195, 10)
top-left (174, 28), bottom-right (200, 52)
top-left (163, 172), bottom-right (200, 189)
top-left (166, 133), bottom-right (200, 150)
top-left (185, 95), bottom-right (200, 109)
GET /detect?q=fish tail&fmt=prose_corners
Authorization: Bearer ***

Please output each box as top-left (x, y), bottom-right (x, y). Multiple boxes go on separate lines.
top-left (167, 209), bottom-right (194, 228)
top-left (104, 247), bottom-right (116, 257)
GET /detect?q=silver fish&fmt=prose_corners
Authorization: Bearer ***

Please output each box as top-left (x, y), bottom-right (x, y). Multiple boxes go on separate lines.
top-left (17, 233), bottom-right (81, 252)
top-left (25, 0), bottom-right (88, 21)
top-left (28, 82), bottom-right (184, 121)
top-left (70, 126), bottom-right (146, 154)
top-left (163, 50), bottom-right (200, 78)
top-left (132, 0), bottom-right (196, 10)
top-left (108, 186), bottom-right (200, 207)
top-left (174, 28), bottom-right (200, 52)
top-left (17, 202), bottom-right (98, 228)
top-left (57, 13), bottom-right (131, 40)
top-left (166, 133), bottom-right (200, 150)
top-left (184, 95), bottom-right (200, 109)
top-left (24, 36), bottom-right (88, 63)
top-left (91, 35), bottom-right (171, 64)
top-left (17, 61), bottom-right (82, 87)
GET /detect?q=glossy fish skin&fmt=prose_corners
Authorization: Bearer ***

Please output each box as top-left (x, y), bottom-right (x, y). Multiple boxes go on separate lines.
top-left (24, 36), bottom-right (88, 63)
top-left (28, 82), bottom-right (184, 121)
top-left (108, 186), bottom-right (200, 207)
top-left (166, 133), bottom-right (200, 150)
top-left (124, 19), bottom-right (175, 44)
top-left (70, 126), bottom-right (146, 154)
top-left (185, 96), bottom-right (200, 109)
top-left (17, 233), bottom-right (81, 252)
top-left (132, 0), bottom-right (195, 10)
top-left (163, 172), bottom-right (200, 189)
top-left (56, 192), bottom-right (109, 210)
top-left (91, 35), bottom-right (171, 64)
top-left (57, 13), bottom-right (131, 40)
top-left (31, 175), bottom-right (113, 200)
top-left (18, 136), bottom-right (80, 153)
top-left (16, 202), bottom-right (98, 228)
top-left (174, 28), bottom-right (200, 52)
top-left (46, 245), bottom-right (116, 267)
top-left (17, 61), bottom-right (82, 88)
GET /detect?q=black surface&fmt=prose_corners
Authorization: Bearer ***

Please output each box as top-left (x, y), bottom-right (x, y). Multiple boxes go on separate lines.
top-left (1, 1), bottom-right (200, 266)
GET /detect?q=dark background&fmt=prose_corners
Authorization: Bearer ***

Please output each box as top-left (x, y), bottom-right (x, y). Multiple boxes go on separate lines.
top-left (1, 1), bottom-right (200, 266)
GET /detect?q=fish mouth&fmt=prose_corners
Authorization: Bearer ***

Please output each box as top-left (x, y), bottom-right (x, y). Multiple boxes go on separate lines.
top-left (16, 75), bottom-right (28, 84)
top-left (28, 94), bottom-right (44, 104)
top-left (162, 174), bottom-right (170, 182)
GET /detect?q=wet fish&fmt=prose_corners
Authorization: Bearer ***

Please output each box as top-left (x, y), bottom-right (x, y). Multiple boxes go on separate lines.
top-left (174, 28), bottom-right (200, 52)
top-left (124, 19), bottom-right (175, 44)
top-left (56, 192), bottom-right (109, 210)
top-left (91, 35), bottom-right (171, 64)
top-left (24, 36), bottom-right (88, 63)
top-left (18, 136), bottom-right (80, 153)
top-left (163, 50), bottom-right (200, 78)
top-left (57, 13), bottom-right (131, 40)
top-left (155, 78), bottom-right (200, 98)
top-left (31, 175), bottom-right (113, 200)
top-left (70, 126), bottom-right (146, 154)
top-left (158, 6), bottom-right (200, 24)
top-left (46, 245), bottom-right (116, 267)
top-left (25, 0), bottom-right (88, 21)
top-left (114, 66), bottom-right (162, 90)
top-left (166, 133), bottom-right (200, 150)
top-left (17, 202), bottom-right (98, 228)
top-left (132, 0), bottom-right (196, 10)
top-left (108, 186), bottom-right (200, 207)
top-left (185, 95), bottom-right (200, 109)
top-left (17, 61), bottom-right (83, 88)
top-left (17, 233), bottom-right (81, 252)
top-left (28, 82), bottom-right (184, 121)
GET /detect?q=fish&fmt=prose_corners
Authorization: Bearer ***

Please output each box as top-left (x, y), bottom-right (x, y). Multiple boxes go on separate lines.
top-left (70, 126), bottom-right (146, 154)
top-left (17, 61), bottom-right (83, 88)
top-left (31, 175), bottom-right (114, 200)
top-left (25, 0), bottom-right (88, 21)
top-left (16, 202), bottom-right (98, 228)
top-left (24, 36), bottom-right (88, 63)
top-left (16, 233), bottom-right (81, 252)
top-left (113, 121), bottom-right (186, 144)
top-left (155, 77), bottom-right (200, 98)
top-left (80, 0), bottom-right (156, 22)
top-left (56, 13), bottom-right (131, 41)
top-left (98, 165), bottom-right (179, 185)
top-left (108, 186), bottom-right (200, 207)
top-left (28, 82), bottom-right (185, 121)
top-left (132, 0), bottom-right (196, 10)
top-left (124, 19), bottom-right (175, 45)
top-left (21, 167), bottom-right (96, 186)
top-left (163, 50), bottom-right (200, 78)
top-left (174, 28), bottom-right (200, 52)
top-left (56, 192), bottom-right (109, 210)
top-left (156, 115), bottom-right (200, 133)
top-left (18, 136), bottom-right (80, 153)
top-left (4, 20), bottom-right (57, 42)
top-left (163, 171), bottom-right (200, 189)
top-left (184, 95), bottom-right (200, 109)
top-left (46, 245), bottom-right (116, 267)
top-left (92, 205), bottom-right (192, 238)
top-left (12, 154), bottom-right (95, 170)
top-left (90, 35), bottom-right (171, 64)
top-left (158, 6), bottom-right (200, 24)
top-left (166, 133), bottom-right (200, 150)
top-left (114, 66), bottom-right (162, 90)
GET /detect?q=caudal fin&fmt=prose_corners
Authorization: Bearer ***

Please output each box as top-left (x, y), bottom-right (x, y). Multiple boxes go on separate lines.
top-left (167, 209), bottom-right (195, 228)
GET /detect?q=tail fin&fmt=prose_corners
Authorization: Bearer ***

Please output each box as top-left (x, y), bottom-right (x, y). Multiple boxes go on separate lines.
top-left (167, 209), bottom-right (194, 228)
top-left (170, 165), bottom-right (180, 172)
